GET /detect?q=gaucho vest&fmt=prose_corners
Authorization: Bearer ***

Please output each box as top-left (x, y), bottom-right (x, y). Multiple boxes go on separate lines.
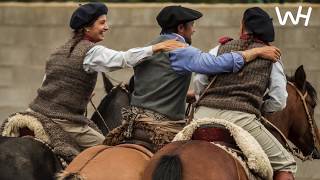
top-left (29, 39), bottom-right (97, 124)
top-left (198, 39), bottom-right (273, 117)
top-left (131, 35), bottom-right (192, 120)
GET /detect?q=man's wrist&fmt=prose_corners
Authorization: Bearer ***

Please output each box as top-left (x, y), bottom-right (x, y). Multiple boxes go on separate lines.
top-left (238, 51), bottom-right (248, 63)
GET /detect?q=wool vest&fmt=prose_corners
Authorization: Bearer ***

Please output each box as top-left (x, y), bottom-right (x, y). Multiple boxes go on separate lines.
top-left (131, 35), bottom-right (192, 120)
top-left (29, 39), bottom-right (97, 124)
top-left (198, 39), bottom-right (273, 117)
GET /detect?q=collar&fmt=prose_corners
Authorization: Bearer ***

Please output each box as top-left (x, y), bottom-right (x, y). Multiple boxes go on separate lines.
top-left (239, 34), bottom-right (268, 45)
top-left (160, 33), bottom-right (186, 43)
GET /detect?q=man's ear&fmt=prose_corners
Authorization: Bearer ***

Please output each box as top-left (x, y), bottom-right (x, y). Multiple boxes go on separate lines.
top-left (177, 24), bottom-right (185, 34)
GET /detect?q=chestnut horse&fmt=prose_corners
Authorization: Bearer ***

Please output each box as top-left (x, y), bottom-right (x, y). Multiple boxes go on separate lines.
top-left (143, 65), bottom-right (320, 180)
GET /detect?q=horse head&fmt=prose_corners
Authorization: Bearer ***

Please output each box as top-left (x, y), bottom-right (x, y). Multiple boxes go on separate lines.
top-left (288, 65), bottom-right (320, 159)
top-left (91, 73), bottom-right (130, 135)
top-left (270, 65), bottom-right (320, 160)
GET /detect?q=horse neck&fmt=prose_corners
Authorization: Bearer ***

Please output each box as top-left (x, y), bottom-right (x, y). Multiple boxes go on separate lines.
top-left (266, 85), bottom-right (296, 143)
top-left (92, 87), bottom-right (130, 134)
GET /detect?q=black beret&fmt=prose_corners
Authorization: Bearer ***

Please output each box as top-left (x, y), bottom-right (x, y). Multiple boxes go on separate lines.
top-left (156, 5), bottom-right (203, 29)
top-left (70, 2), bottom-right (108, 30)
top-left (243, 7), bottom-right (274, 42)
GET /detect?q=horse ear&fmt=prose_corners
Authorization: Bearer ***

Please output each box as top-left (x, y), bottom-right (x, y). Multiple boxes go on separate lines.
top-left (101, 72), bottom-right (114, 93)
top-left (294, 65), bottom-right (306, 91)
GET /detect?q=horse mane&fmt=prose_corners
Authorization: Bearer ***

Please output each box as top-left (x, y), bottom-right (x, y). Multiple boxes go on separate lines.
top-left (95, 85), bottom-right (125, 113)
top-left (287, 75), bottom-right (318, 106)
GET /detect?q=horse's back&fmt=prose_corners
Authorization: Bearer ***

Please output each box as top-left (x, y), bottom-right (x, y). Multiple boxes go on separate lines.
top-left (60, 144), bottom-right (153, 180)
top-left (143, 140), bottom-right (248, 180)
top-left (0, 136), bottom-right (61, 180)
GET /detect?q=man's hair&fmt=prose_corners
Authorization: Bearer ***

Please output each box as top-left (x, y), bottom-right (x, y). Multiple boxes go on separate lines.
top-left (160, 23), bottom-right (188, 34)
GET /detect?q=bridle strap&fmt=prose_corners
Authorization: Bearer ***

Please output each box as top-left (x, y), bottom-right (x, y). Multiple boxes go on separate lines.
top-left (88, 82), bottom-right (128, 133)
top-left (287, 82), bottom-right (318, 153)
top-left (262, 81), bottom-right (317, 161)
top-left (261, 116), bottom-right (313, 161)
top-left (186, 76), bottom-right (217, 125)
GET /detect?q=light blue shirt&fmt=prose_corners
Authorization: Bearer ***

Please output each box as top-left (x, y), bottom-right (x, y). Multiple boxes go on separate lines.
top-left (162, 33), bottom-right (245, 75)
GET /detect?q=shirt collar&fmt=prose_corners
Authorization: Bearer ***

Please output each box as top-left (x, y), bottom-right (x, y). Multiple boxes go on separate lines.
top-left (160, 33), bottom-right (186, 43)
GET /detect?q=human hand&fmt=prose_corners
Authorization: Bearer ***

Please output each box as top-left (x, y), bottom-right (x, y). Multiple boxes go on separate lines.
top-left (152, 39), bottom-right (187, 53)
top-left (242, 46), bottom-right (281, 63)
top-left (186, 90), bottom-right (196, 104)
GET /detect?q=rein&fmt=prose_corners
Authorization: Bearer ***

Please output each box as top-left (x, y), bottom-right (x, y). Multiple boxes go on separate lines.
top-left (90, 98), bottom-right (111, 132)
top-left (262, 81), bottom-right (317, 161)
top-left (89, 82), bottom-right (129, 133)
top-left (186, 76), bottom-right (217, 124)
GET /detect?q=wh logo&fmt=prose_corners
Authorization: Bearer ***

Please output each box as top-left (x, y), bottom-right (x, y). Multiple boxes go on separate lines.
top-left (275, 6), bottom-right (312, 26)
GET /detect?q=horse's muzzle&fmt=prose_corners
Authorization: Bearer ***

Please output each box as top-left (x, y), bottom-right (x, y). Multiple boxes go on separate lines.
top-left (312, 148), bottom-right (320, 159)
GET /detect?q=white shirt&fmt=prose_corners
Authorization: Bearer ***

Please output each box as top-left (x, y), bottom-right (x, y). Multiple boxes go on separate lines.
top-left (193, 45), bottom-right (288, 113)
top-left (42, 45), bottom-right (153, 83)
top-left (83, 45), bottom-right (153, 73)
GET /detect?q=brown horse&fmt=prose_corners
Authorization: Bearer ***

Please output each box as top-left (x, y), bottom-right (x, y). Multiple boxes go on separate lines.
top-left (143, 65), bottom-right (320, 180)
top-left (91, 73), bottom-right (131, 135)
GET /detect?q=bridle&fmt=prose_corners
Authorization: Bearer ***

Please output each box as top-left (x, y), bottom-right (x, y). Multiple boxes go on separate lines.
top-left (287, 81), bottom-right (319, 160)
top-left (262, 81), bottom-right (318, 161)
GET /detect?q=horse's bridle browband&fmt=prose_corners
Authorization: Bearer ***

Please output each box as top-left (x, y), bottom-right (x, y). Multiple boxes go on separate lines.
top-left (263, 81), bottom-right (318, 161)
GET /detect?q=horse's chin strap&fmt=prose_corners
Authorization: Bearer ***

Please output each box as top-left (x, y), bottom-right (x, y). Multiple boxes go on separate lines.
top-left (262, 81), bottom-right (318, 161)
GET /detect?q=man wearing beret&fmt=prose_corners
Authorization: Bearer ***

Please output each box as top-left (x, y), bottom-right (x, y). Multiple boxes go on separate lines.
top-left (193, 7), bottom-right (296, 179)
top-left (105, 5), bottom-right (281, 152)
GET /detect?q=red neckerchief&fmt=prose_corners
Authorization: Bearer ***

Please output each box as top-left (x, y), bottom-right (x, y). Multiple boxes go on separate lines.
top-left (83, 34), bottom-right (96, 43)
top-left (239, 34), bottom-right (269, 46)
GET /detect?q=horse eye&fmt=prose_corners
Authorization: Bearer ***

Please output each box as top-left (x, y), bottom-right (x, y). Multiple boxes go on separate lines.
top-left (309, 102), bottom-right (316, 109)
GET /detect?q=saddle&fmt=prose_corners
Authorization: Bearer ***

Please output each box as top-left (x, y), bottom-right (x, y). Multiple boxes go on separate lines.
top-left (123, 128), bottom-right (157, 153)
top-left (0, 111), bottom-right (80, 163)
top-left (173, 117), bottom-right (273, 180)
top-left (192, 124), bottom-right (240, 151)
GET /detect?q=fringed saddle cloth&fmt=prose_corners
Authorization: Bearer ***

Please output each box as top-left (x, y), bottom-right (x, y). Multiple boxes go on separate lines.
top-left (104, 106), bottom-right (186, 152)
top-left (0, 110), bottom-right (81, 163)
top-left (173, 117), bottom-right (273, 180)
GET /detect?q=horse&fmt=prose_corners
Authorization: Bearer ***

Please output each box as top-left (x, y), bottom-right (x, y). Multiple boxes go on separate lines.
top-left (91, 72), bottom-right (131, 135)
top-left (0, 136), bottom-right (63, 180)
top-left (143, 65), bottom-right (320, 180)
top-left (0, 74), bottom-right (129, 180)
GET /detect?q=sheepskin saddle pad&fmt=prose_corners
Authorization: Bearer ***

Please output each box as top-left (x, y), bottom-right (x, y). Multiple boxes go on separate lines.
top-left (173, 117), bottom-right (273, 180)
top-left (0, 111), bottom-right (81, 163)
